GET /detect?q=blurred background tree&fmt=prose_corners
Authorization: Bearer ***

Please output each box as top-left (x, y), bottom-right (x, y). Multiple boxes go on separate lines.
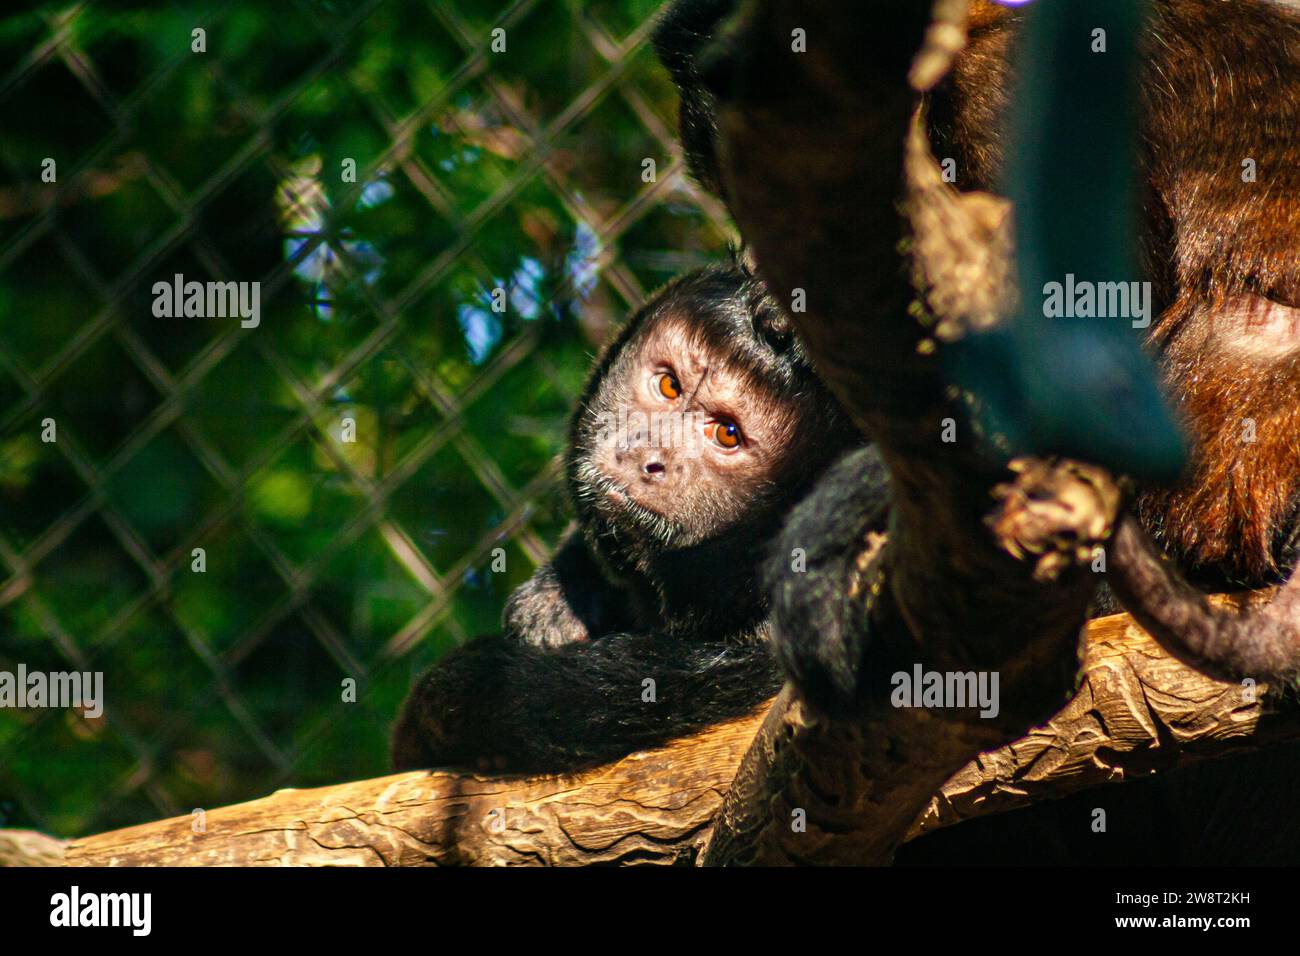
top-left (0, 0), bottom-right (732, 837)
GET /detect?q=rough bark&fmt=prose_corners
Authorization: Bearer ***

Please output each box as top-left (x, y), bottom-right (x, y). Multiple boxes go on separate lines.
top-left (0, 828), bottom-right (69, 867)
top-left (689, 0), bottom-right (1132, 864)
top-left (9, 605), bottom-right (1286, 867)
top-left (61, 708), bottom-right (765, 867)
top-left (909, 595), bottom-right (1285, 836)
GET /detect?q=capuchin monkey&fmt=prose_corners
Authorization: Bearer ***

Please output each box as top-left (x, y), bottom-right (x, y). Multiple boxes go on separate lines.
top-left (391, 263), bottom-right (869, 772)
top-left (394, 0), bottom-right (1300, 841)
top-left (502, 265), bottom-right (860, 651)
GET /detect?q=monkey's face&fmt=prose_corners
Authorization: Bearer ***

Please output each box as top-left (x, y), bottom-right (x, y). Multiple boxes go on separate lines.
top-left (571, 312), bottom-right (810, 552)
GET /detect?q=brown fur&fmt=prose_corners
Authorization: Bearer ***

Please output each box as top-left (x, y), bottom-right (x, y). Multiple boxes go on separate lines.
top-left (1139, 296), bottom-right (1300, 585)
top-left (1135, 0), bottom-right (1300, 585)
top-left (935, 0), bottom-right (1300, 587)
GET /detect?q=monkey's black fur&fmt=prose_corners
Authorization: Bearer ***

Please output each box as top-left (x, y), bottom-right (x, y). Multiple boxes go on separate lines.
top-left (392, 262), bottom-right (866, 773)
top-left (766, 446), bottom-right (891, 718)
top-left (391, 631), bottom-right (784, 772)
top-left (650, 0), bottom-right (729, 199)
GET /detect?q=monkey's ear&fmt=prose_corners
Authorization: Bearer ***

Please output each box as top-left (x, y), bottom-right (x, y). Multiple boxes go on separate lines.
top-left (752, 300), bottom-right (796, 354)
top-left (732, 246), bottom-right (798, 354)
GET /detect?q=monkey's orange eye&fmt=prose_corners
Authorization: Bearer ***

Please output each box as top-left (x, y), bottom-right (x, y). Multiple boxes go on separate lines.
top-left (711, 419), bottom-right (743, 449)
top-left (656, 372), bottom-right (681, 400)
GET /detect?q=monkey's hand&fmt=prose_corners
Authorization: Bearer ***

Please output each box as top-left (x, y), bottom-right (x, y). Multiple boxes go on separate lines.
top-left (502, 566), bottom-right (591, 648)
top-left (501, 530), bottom-right (634, 647)
top-left (766, 446), bottom-right (891, 717)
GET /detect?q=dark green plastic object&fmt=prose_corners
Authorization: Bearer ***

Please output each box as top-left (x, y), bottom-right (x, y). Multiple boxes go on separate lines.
top-left (947, 0), bottom-right (1187, 481)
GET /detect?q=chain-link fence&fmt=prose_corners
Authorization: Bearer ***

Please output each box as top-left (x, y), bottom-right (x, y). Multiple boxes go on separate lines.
top-left (0, 0), bottom-right (732, 837)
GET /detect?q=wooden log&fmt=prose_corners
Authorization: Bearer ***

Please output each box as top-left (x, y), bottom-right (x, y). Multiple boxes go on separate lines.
top-left (31, 606), bottom-right (1288, 867)
top-left (62, 709), bottom-right (767, 867)
top-left (0, 829), bottom-right (69, 867)
top-left (908, 598), bottom-right (1283, 837)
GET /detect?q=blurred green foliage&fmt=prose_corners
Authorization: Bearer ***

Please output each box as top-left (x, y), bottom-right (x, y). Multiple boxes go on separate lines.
top-left (0, 0), bottom-right (731, 836)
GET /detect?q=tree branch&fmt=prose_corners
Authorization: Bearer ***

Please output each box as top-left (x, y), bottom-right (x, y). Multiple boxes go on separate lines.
top-left (11, 605), bottom-right (1287, 866)
top-left (60, 709), bottom-right (765, 867)
top-left (910, 596), bottom-right (1286, 835)
top-left (689, 0), bottom-right (1133, 863)
top-left (0, 829), bottom-right (69, 867)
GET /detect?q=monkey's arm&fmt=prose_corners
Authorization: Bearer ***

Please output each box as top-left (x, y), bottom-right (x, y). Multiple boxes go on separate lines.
top-left (502, 529), bottom-right (635, 647)
top-left (765, 445), bottom-right (893, 716)
top-left (391, 630), bottom-right (780, 773)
